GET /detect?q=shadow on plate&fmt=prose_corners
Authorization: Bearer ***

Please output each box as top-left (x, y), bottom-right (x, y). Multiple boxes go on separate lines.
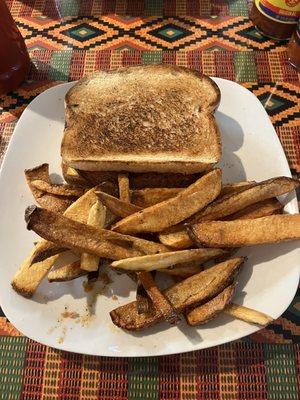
top-left (234, 241), bottom-right (299, 294)
top-left (216, 111), bottom-right (246, 183)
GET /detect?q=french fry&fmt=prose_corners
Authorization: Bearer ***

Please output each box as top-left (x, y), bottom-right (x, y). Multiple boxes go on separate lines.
top-left (80, 200), bottom-right (106, 271)
top-left (112, 169), bottom-right (222, 234)
top-left (159, 226), bottom-right (192, 250)
top-left (25, 206), bottom-right (169, 260)
top-left (11, 188), bottom-right (100, 296)
top-left (30, 242), bottom-right (66, 264)
top-left (98, 181), bottom-right (119, 197)
top-left (110, 248), bottom-right (226, 272)
top-left (118, 173), bottom-right (130, 202)
top-left (67, 167), bottom-right (80, 177)
top-left (224, 303), bottom-right (273, 326)
top-left (160, 263), bottom-right (203, 278)
top-left (218, 181), bottom-right (255, 197)
top-left (116, 174), bottom-right (146, 315)
top-left (158, 176), bottom-right (296, 250)
top-left (189, 176), bottom-right (299, 223)
top-left (136, 282), bottom-right (151, 314)
top-left (61, 163), bottom-right (90, 187)
top-left (31, 179), bottom-right (84, 197)
top-left (48, 261), bottom-right (87, 282)
top-left (32, 188), bottom-right (104, 264)
top-left (96, 191), bottom-right (141, 217)
top-left (224, 198), bottom-right (283, 220)
top-left (186, 284), bottom-right (235, 326)
top-left (25, 164), bottom-right (73, 213)
top-left (137, 272), bottom-right (180, 324)
top-left (189, 214), bottom-right (300, 248)
top-left (131, 188), bottom-right (182, 207)
top-left (130, 182), bottom-right (255, 208)
top-left (110, 257), bottom-right (245, 330)
top-left (11, 243), bottom-right (64, 298)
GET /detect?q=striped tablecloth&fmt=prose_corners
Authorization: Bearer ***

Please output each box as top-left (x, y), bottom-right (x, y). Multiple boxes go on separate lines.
top-left (0, 1), bottom-right (299, 399)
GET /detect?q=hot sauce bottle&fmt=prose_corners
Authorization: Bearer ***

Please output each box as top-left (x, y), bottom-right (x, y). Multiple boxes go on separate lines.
top-left (0, 0), bottom-right (30, 95)
top-left (288, 20), bottom-right (300, 68)
top-left (251, 0), bottom-right (300, 40)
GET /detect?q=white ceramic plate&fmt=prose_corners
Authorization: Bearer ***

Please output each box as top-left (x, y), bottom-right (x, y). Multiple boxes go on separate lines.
top-left (0, 79), bottom-right (299, 357)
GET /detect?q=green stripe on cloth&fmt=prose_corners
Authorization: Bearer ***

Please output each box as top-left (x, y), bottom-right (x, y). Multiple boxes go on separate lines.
top-left (49, 52), bottom-right (73, 81)
top-left (144, 0), bottom-right (163, 16)
top-left (128, 357), bottom-right (159, 400)
top-left (60, 1), bottom-right (80, 16)
top-left (234, 52), bottom-right (257, 82)
top-left (0, 336), bottom-right (27, 400)
top-left (229, 0), bottom-right (250, 16)
top-left (142, 51), bottom-right (163, 64)
top-left (264, 344), bottom-right (298, 399)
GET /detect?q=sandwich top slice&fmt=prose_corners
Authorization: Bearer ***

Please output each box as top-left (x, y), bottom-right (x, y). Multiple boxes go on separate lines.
top-left (61, 65), bottom-right (221, 174)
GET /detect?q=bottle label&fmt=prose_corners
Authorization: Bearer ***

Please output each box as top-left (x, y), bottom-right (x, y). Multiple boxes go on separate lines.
top-left (255, 0), bottom-right (300, 24)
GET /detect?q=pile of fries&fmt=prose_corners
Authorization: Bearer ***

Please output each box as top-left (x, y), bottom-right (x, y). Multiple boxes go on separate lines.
top-left (12, 164), bottom-right (300, 331)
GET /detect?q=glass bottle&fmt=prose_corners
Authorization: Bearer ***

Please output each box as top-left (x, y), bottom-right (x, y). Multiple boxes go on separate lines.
top-left (0, 0), bottom-right (30, 95)
top-left (251, 0), bottom-right (300, 40)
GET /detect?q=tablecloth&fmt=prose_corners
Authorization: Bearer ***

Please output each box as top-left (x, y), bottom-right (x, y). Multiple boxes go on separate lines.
top-left (0, 1), bottom-right (299, 399)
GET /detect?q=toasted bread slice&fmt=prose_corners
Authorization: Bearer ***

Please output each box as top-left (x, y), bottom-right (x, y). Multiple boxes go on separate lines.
top-left (61, 65), bottom-right (221, 174)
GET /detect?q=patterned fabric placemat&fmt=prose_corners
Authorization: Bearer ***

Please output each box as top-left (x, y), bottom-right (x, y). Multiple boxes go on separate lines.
top-left (0, 1), bottom-right (299, 399)
top-left (0, 339), bottom-right (299, 400)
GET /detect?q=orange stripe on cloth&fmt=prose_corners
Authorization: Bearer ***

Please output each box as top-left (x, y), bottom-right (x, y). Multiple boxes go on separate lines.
top-left (79, 355), bottom-right (101, 400)
top-left (218, 344), bottom-right (239, 399)
top-left (41, 347), bottom-right (61, 400)
top-left (180, 352), bottom-right (197, 399)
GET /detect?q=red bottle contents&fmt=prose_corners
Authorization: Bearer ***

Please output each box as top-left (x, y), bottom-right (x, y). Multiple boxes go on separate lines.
top-left (251, 0), bottom-right (300, 40)
top-left (288, 22), bottom-right (300, 69)
top-left (0, 0), bottom-right (30, 95)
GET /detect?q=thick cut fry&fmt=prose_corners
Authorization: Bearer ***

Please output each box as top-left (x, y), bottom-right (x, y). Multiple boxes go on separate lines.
top-left (190, 176), bottom-right (299, 223)
top-left (11, 243), bottom-right (64, 298)
top-left (186, 284), bottom-right (235, 325)
top-left (25, 164), bottom-right (73, 213)
top-left (189, 214), bottom-right (300, 248)
top-left (80, 200), bottom-right (106, 271)
top-left (67, 167), bottom-right (80, 177)
top-left (130, 182), bottom-right (255, 208)
top-left (218, 181), bottom-right (255, 197)
top-left (224, 303), bottom-right (273, 326)
top-left (31, 179), bottom-right (84, 197)
top-left (31, 243), bottom-right (66, 264)
top-left (159, 226), bottom-right (192, 250)
top-left (118, 173), bottom-right (131, 202)
top-left (112, 169), bottom-right (222, 234)
top-left (137, 272), bottom-right (180, 324)
top-left (136, 281), bottom-right (151, 314)
top-left (31, 188), bottom-right (102, 264)
top-left (131, 188), bottom-right (182, 207)
top-left (159, 177), bottom-right (300, 249)
top-left (110, 248), bottom-right (226, 272)
top-left (11, 188), bottom-right (100, 297)
top-left (98, 181), bottom-right (119, 197)
top-left (96, 191), bottom-right (141, 217)
top-left (160, 263), bottom-right (203, 278)
top-left (48, 261), bottom-right (87, 282)
top-left (62, 163), bottom-right (90, 187)
top-left (25, 206), bottom-right (168, 260)
top-left (224, 198), bottom-right (283, 220)
top-left (110, 257), bottom-right (244, 330)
